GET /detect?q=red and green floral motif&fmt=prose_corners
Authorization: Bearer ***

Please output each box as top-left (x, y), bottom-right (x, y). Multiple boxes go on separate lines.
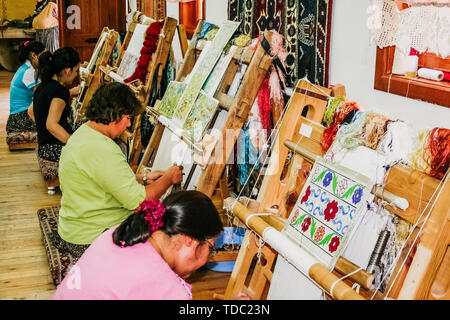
top-left (291, 214), bottom-right (341, 254)
top-left (329, 236), bottom-right (340, 253)
top-left (313, 168), bottom-right (364, 202)
top-left (323, 200), bottom-right (339, 222)
top-left (314, 226), bottom-right (326, 242)
top-left (301, 217), bottom-right (312, 232)
top-left (301, 186), bottom-right (311, 204)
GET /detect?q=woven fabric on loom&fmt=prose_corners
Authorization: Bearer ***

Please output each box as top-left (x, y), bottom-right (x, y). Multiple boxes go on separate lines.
top-left (228, 0), bottom-right (333, 87)
top-left (283, 158), bottom-right (374, 269)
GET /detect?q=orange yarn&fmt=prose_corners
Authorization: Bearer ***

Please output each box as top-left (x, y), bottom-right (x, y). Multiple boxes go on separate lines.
top-left (321, 101), bottom-right (360, 153)
top-left (428, 127), bottom-right (450, 180)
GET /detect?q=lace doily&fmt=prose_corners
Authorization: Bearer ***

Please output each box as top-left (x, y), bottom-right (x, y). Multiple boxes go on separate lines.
top-left (367, 0), bottom-right (450, 58)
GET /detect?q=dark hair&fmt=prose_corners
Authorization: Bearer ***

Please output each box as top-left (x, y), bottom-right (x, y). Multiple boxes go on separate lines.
top-left (37, 47), bottom-right (80, 83)
top-left (113, 191), bottom-right (223, 247)
top-left (18, 40), bottom-right (45, 64)
top-left (85, 82), bottom-right (142, 125)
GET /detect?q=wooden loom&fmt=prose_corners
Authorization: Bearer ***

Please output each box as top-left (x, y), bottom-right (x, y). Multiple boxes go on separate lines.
top-left (221, 82), bottom-right (450, 300)
top-left (73, 27), bottom-right (120, 122)
top-left (139, 21), bottom-right (274, 262)
top-left (99, 15), bottom-right (177, 171)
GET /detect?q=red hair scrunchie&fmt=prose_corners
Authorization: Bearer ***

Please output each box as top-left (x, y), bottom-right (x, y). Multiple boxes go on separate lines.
top-left (141, 200), bottom-right (166, 233)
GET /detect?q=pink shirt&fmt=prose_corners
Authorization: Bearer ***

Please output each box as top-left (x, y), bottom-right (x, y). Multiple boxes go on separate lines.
top-left (52, 228), bottom-right (192, 300)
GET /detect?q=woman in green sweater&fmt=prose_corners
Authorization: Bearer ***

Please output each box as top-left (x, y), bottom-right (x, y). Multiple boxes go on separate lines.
top-left (51, 82), bottom-right (183, 258)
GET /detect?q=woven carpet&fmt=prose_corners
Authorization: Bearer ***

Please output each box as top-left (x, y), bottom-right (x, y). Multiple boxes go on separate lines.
top-left (228, 0), bottom-right (333, 87)
top-left (35, 149), bottom-right (59, 183)
top-left (37, 206), bottom-right (76, 286)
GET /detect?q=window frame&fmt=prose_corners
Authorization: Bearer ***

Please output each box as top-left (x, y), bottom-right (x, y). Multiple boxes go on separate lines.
top-left (374, 46), bottom-right (450, 108)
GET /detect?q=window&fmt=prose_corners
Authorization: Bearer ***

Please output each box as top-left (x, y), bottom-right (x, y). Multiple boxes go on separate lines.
top-left (373, 1), bottom-right (450, 108)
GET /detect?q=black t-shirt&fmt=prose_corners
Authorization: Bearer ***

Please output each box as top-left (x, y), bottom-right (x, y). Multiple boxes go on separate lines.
top-left (33, 79), bottom-right (73, 146)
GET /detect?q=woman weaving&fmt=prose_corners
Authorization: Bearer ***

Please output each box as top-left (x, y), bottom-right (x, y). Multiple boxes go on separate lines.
top-left (33, 47), bottom-right (81, 164)
top-left (6, 41), bottom-right (45, 146)
top-left (53, 191), bottom-right (223, 300)
top-left (51, 82), bottom-right (183, 259)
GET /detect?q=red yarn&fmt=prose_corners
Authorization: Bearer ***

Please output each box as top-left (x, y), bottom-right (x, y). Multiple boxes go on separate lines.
top-left (257, 76), bottom-right (272, 131)
top-left (428, 127), bottom-right (450, 180)
top-left (320, 101), bottom-right (360, 153)
top-left (125, 21), bottom-right (164, 84)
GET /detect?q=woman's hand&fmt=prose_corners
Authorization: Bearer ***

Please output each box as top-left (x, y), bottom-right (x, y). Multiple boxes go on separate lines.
top-left (69, 85), bottom-right (81, 97)
top-left (166, 164), bottom-right (183, 184)
top-left (147, 170), bottom-right (164, 182)
top-left (233, 292), bottom-right (251, 300)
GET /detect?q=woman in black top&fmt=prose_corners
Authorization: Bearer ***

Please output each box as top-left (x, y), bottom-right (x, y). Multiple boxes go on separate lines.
top-left (33, 47), bottom-right (80, 162)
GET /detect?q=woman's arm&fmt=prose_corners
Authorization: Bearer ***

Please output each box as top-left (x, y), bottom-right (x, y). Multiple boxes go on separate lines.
top-left (28, 103), bottom-right (35, 122)
top-left (46, 97), bottom-right (71, 144)
top-left (143, 165), bottom-right (183, 201)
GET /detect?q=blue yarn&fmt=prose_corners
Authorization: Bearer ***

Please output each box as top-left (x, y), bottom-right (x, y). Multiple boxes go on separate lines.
top-left (237, 124), bottom-right (260, 185)
top-left (197, 22), bottom-right (217, 40)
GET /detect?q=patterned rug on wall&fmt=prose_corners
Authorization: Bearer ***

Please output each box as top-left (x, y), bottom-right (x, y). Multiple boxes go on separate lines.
top-left (228, 0), bottom-right (333, 87)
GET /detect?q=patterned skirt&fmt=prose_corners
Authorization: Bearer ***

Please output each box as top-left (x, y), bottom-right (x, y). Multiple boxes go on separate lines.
top-left (35, 26), bottom-right (60, 53)
top-left (6, 110), bottom-right (36, 134)
top-left (37, 143), bottom-right (64, 162)
top-left (6, 110), bottom-right (37, 145)
top-left (49, 231), bottom-right (90, 260)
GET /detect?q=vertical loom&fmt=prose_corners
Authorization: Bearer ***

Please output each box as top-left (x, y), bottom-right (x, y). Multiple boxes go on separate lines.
top-left (98, 15), bottom-right (178, 171)
top-left (74, 27), bottom-right (120, 121)
top-left (222, 98), bottom-right (450, 300)
top-left (139, 20), bottom-right (274, 263)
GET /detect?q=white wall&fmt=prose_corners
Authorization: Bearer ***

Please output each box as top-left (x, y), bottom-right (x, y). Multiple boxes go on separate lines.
top-left (329, 0), bottom-right (450, 129)
top-left (203, 0), bottom-right (449, 129)
top-left (171, 1), bottom-right (449, 128)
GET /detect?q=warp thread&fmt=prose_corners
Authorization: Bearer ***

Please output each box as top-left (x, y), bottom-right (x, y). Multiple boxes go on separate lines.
top-left (125, 21), bottom-right (164, 84)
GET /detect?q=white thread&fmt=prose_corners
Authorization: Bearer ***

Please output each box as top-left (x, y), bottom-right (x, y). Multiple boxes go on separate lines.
top-left (330, 267), bottom-right (364, 299)
top-left (370, 168), bottom-right (449, 300)
top-left (245, 213), bottom-right (272, 227)
top-left (352, 282), bottom-right (361, 295)
top-left (383, 169), bottom-right (448, 299)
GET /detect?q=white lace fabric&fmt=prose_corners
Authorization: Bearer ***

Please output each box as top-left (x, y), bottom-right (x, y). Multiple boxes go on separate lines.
top-left (367, 0), bottom-right (450, 58)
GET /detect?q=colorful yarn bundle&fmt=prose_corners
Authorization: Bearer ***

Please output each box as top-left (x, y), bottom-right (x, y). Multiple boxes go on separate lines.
top-left (257, 76), bottom-right (272, 131)
top-left (322, 97), bottom-right (345, 127)
top-left (377, 120), bottom-right (415, 165)
top-left (410, 128), bottom-right (432, 174)
top-left (356, 113), bottom-right (391, 150)
top-left (268, 31), bottom-right (288, 105)
top-left (321, 100), bottom-right (361, 153)
top-left (427, 127), bottom-right (450, 180)
top-left (125, 21), bottom-right (164, 84)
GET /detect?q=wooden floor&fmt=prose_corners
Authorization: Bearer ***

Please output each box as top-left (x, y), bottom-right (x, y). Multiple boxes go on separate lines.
top-left (0, 70), bottom-right (230, 300)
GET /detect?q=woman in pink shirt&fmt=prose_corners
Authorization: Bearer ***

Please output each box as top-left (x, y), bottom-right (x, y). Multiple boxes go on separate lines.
top-left (52, 190), bottom-right (223, 300)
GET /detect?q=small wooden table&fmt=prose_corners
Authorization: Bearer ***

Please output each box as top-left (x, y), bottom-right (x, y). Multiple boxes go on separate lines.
top-left (0, 27), bottom-right (36, 71)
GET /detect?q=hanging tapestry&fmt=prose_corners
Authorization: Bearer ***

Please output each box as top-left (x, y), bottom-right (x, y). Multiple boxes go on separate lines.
top-left (228, 0), bottom-right (333, 87)
top-left (283, 158), bottom-right (374, 269)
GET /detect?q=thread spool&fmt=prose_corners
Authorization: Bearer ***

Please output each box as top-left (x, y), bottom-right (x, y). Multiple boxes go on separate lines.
top-left (366, 230), bottom-right (391, 274)
top-left (418, 68), bottom-right (444, 81)
top-left (404, 55), bottom-right (418, 78)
